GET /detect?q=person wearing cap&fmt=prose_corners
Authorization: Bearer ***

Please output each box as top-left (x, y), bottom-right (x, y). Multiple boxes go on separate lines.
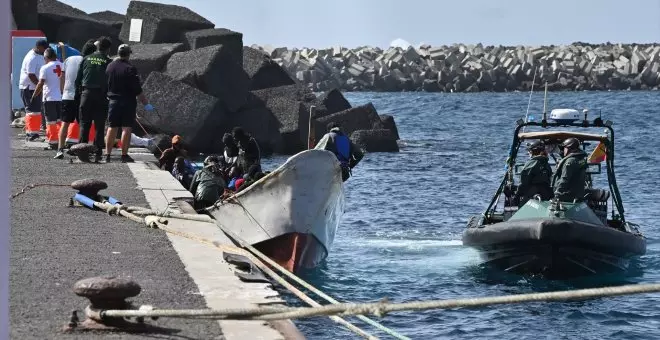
top-left (515, 140), bottom-right (553, 206)
top-left (159, 135), bottom-right (188, 173)
top-left (19, 39), bottom-right (49, 139)
top-left (76, 37), bottom-right (113, 162)
top-left (189, 155), bottom-right (226, 211)
top-left (314, 122), bottom-right (364, 181)
top-left (103, 43), bottom-right (154, 163)
top-left (552, 137), bottom-right (588, 202)
top-left (30, 47), bottom-right (64, 151)
top-left (54, 40), bottom-right (97, 159)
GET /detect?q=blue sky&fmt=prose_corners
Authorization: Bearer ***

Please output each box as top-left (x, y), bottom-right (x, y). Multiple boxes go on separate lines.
top-left (63, 0), bottom-right (660, 48)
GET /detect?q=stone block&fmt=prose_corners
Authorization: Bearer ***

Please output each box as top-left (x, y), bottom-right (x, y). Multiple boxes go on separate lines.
top-left (181, 28), bottom-right (243, 60)
top-left (316, 89), bottom-right (352, 115)
top-left (56, 19), bottom-right (122, 54)
top-left (242, 46), bottom-right (295, 91)
top-left (12, 0), bottom-right (38, 30)
top-left (350, 129), bottom-right (399, 153)
top-left (166, 44), bottom-right (249, 112)
top-left (129, 43), bottom-right (186, 82)
top-left (88, 10), bottom-right (125, 29)
top-left (137, 72), bottom-right (225, 153)
top-left (119, 0), bottom-right (214, 44)
top-left (313, 103), bottom-right (382, 142)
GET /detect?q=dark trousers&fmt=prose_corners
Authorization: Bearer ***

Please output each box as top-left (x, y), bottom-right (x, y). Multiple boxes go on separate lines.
top-left (79, 88), bottom-right (108, 152)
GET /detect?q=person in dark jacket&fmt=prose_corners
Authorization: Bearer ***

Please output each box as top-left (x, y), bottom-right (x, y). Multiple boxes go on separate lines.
top-left (189, 156), bottom-right (226, 211)
top-left (103, 44), bottom-right (154, 163)
top-left (172, 156), bottom-right (195, 190)
top-left (515, 140), bottom-right (553, 206)
top-left (232, 127), bottom-right (261, 174)
top-left (552, 137), bottom-right (588, 202)
top-left (314, 123), bottom-right (364, 181)
top-left (76, 37), bottom-right (112, 162)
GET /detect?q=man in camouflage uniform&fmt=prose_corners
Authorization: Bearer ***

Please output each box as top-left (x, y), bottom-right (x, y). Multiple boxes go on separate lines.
top-left (516, 140), bottom-right (553, 206)
top-left (552, 137), bottom-right (587, 202)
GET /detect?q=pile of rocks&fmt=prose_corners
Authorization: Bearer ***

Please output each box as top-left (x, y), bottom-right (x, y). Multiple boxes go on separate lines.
top-left (11, 0), bottom-right (400, 154)
top-left (255, 43), bottom-right (660, 93)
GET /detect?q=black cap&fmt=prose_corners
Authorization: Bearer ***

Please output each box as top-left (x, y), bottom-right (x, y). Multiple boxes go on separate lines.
top-left (35, 39), bottom-right (48, 48)
top-left (527, 140), bottom-right (545, 152)
top-left (560, 137), bottom-right (580, 149)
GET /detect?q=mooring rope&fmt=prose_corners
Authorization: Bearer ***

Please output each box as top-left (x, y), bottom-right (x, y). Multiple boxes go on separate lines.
top-left (96, 283), bottom-right (660, 320)
top-left (10, 183), bottom-right (71, 199)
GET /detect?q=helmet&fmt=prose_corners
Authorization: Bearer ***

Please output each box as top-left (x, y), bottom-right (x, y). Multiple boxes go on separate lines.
top-left (560, 137), bottom-right (580, 150)
top-left (527, 140), bottom-right (545, 152)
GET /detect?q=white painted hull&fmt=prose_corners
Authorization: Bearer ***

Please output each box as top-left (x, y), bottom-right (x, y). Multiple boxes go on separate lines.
top-left (209, 149), bottom-right (345, 271)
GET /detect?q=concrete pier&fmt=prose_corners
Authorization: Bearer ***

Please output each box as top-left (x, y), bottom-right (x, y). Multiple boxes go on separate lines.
top-left (9, 129), bottom-right (300, 339)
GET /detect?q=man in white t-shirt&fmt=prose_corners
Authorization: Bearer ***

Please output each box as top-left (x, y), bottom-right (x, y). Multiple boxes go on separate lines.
top-left (31, 48), bottom-right (64, 153)
top-left (19, 39), bottom-right (48, 139)
top-left (57, 40), bottom-right (97, 158)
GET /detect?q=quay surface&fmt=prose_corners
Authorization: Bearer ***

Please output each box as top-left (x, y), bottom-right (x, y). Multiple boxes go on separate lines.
top-left (9, 129), bottom-right (299, 339)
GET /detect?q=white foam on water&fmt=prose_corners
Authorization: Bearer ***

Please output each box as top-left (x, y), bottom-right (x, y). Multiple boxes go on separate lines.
top-left (363, 239), bottom-right (463, 250)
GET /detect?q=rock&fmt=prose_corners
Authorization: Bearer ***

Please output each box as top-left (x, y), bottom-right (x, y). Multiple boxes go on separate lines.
top-left (242, 46), bottom-right (295, 91)
top-left (73, 276), bottom-right (141, 305)
top-left (350, 129), bottom-right (399, 152)
top-left (316, 89), bottom-right (352, 116)
top-left (166, 45), bottom-right (249, 112)
top-left (119, 0), bottom-right (214, 44)
top-left (313, 103), bottom-right (382, 142)
top-left (12, 0), bottom-right (38, 30)
top-left (228, 106), bottom-right (282, 156)
top-left (137, 72), bottom-right (226, 153)
top-left (378, 114), bottom-right (400, 140)
top-left (37, 0), bottom-right (108, 44)
top-left (129, 43), bottom-right (186, 82)
top-left (56, 20), bottom-right (122, 54)
top-left (88, 10), bottom-right (125, 29)
top-left (182, 28), bottom-right (243, 58)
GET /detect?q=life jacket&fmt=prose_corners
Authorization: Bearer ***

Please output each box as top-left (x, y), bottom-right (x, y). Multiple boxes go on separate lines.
top-left (332, 131), bottom-right (351, 168)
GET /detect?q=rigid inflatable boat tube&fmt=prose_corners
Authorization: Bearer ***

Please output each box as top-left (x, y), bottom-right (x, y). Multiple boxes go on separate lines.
top-left (107, 196), bottom-right (122, 205)
top-left (74, 193), bottom-right (96, 209)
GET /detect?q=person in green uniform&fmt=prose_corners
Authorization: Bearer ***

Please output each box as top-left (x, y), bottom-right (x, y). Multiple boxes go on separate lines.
top-left (552, 137), bottom-right (588, 202)
top-left (515, 140), bottom-right (553, 206)
top-left (189, 156), bottom-right (226, 211)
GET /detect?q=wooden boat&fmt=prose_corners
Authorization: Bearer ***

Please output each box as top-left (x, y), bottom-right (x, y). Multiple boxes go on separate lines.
top-left (463, 108), bottom-right (646, 279)
top-left (207, 149), bottom-right (345, 273)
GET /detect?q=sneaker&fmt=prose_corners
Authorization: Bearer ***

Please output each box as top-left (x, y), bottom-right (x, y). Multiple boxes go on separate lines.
top-left (121, 154), bottom-right (134, 163)
top-left (54, 150), bottom-right (64, 159)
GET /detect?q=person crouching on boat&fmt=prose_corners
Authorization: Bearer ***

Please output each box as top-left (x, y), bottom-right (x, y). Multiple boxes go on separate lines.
top-left (172, 156), bottom-right (195, 190)
top-left (315, 122), bottom-right (364, 181)
top-left (189, 155), bottom-right (226, 211)
top-left (552, 138), bottom-right (587, 202)
top-left (159, 135), bottom-right (187, 173)
top-left (515, 140), bottom-right (553, 206)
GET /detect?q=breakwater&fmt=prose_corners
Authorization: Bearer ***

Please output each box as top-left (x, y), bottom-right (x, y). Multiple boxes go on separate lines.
top-left (254, 43), bottom-right (660, 93)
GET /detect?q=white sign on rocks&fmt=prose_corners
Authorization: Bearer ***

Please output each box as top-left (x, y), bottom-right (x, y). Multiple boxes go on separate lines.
top-left (129, 18), bottom-right (143, 42)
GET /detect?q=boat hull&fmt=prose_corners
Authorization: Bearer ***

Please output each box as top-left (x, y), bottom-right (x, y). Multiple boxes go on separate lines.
top-left (463, 217), bottom-right (646, 278)
top-left (209, 149), bottom-right (345, 273)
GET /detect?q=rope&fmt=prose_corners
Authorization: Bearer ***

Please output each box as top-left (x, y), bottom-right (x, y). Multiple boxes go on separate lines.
top-left (134, 117), bottom-right (164, 154)
top-left (10, 183), bottom-right (71, 199)
top-left (96, 283), bottom-right (660, 320)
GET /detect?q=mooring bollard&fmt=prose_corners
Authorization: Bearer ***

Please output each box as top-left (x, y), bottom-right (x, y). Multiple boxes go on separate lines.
top-left (67, 276), bottom-right (144, 331)
top-left (66, 143), bottom-right (97, 163)
top-left (71, 179), bottom-right (108, 199)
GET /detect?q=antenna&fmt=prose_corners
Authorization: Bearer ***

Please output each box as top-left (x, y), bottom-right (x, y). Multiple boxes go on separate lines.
top-left (522, 67), bottom-right (537, 133)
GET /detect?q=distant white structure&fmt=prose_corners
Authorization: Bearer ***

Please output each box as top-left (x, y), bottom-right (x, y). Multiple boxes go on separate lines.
top-left (390, 38), bottom-right (411, 49)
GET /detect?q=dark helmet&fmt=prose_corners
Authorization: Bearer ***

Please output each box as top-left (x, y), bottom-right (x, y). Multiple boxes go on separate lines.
top-left (527, 140), bottom-right (545, 152)
top-left (560, 137), bottom-right (580, 150)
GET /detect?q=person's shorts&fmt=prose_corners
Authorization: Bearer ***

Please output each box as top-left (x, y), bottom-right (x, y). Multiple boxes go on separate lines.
top-left (108, 98), bottom-right (137, 128)
top-left (20, 88), bottom-right (42, 113)
top-left (79, 88), bottom-right (107, 120)
top-left (61, 99), bottom-right (79, 123)
top-left (43, 101), bottom-right (62, 123)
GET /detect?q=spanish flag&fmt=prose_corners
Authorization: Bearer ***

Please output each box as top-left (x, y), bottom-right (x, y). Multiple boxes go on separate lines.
top-left (588, 142), bottom-right (607, 163)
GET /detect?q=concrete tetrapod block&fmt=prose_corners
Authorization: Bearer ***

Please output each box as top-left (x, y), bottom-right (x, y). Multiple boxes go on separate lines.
top-left (37, 0), bottom-right (105, 43)
top-left (350, 129), bottom-right (399, 152)
top-left (88, 10), bottom-right (125, 29)
top-left (316, 88), bottom-right (352, 116)
top-left (166, 44), bottom-right (249, 112)
top-left (137, 72), bottom-right (226, 153)
top-left (242, 46), bottom-right (295, 91)
top-left (228, 105), bottom-right (282, 156)
top-left (313, 103), bottom-right (382, 142)
top-left (56, 20), bottom-right (122, 54)
top-left (12, 0), bottom-right (38, 30)
top-left (119, 0), bottom-right (214, 44)
top-left (378, 114), bottom-right (399, 140)
top-left (129, 43), bottom-right (187, 82)
top-left (182, 28), bottom-right (243, 58)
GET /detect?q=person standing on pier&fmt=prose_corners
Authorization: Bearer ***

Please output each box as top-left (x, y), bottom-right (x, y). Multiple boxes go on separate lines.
top-left (30, 47), bottom-right (63, 151)
top-left (76, 37), bottom-right (112, 163)
top-left (103, 44), bottom-right (154, 163)
top-left (54, 40), bottom-right (96, 159)
top-left (19, 39), bottom-right (48, 140)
